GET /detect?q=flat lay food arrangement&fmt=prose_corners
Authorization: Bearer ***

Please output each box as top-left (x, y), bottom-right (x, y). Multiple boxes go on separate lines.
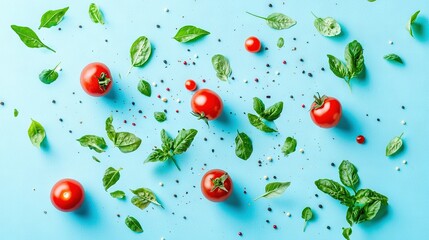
top-left (0, 0), bottom-right (427, 239)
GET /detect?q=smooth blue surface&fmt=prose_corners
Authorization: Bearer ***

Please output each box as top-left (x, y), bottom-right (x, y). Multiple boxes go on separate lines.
top-left (1, 0), bottom-right (428, 239)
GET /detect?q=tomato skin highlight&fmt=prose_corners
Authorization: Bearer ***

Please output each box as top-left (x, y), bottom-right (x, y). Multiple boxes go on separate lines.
top-left (80, 62), bottom-right (113, 97)
top-left (310, 95), bottom-right (342, 128)
top-left (245, 36), bottom-right (262, 53)
top-left (201, 169), bottom-right (233, 202)
top-left (191, 89), bottom-right (223, 120)
top-left (50, 179), bottom-right (85, 212)
top-left (185, 79), bottom-right (197, 91)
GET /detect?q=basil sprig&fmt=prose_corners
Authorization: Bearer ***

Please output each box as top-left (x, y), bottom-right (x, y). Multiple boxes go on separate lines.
top-left (39, 7), bottom-right (69, 29)
top-left (407, 10), bottom-right (420, 37)
top-left (89, 3), bottom-right (105, 25)
top-left (39, 62), bottom-right (61, 84)
top-left (103, 167), bottom-right (122, 191)
top-left (384, 54), bottom-right (403, 64)
top-left (247, 97), bottom-right (283, 132)
top-left (28, 119), bottom-right (46, 148)
top-left (312, 13), bottom-right (341, 37)
top-left (11, 25), bottom-right (55, 52)
top-left (77, 135), bottom-right (107, 153)
top-left (282, 137), bottom-right (297, 156)
top-left (386, 133), bottom-right (404, 156)
top-left (255, 182), bottom-right (291, 200)
top-left (235, 131), bottom-right (253, 160)
top-left (131, 187), bottom-right (162, 210)
top-left (173, 25), bottom-right (210, 43)
top-left (129, 36), bottom-right (152, 73)
top-left (105, 116), bottom-right (142, 153)
top-left (212, 54), bottom-right (232, 81)
top-left (301, 207), bottom-right (313, 232)
top-left (246, 12), bottom-right (296, 30)
top-left (145, 129), bottom-right (198, 171)
top-left (125, 216), bottom-right (143, 233)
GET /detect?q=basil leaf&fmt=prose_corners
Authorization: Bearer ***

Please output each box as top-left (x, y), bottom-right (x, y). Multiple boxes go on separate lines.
top-left (355, 189), bottom-right (388, 206)
top-left (173, 129), bottom-right (198, 155)
top-left (301, 207), bottom-right (313, 232)
top-left (346, 205), bottom-right (362, 225)
top-left (345, 40), bottom-right (364, 78)
top-left (110, 190), bottom-right (126, 199)
top-left (255, 182), bottom-right (291, 200)
top-left (282, 137), bottom-right (297, 156)
top-left (131, 188), bottom-right (162, 211)
top-left (102, 167), bottom-right (122, 191)
top-left (125, 216), bottom-right (143, 233)
top-left (253, 97), bottom-right (265, 115)
top-left (77, 135), bottom-right (107, 153)
top-left (235, 131), bottom-right (253, 160)
top-left (384, 54), bottom-right (403, 64)
top-left (212, 54), bottom-right (232, 81)
top-left (39, 62), bottom-right (61, 84)
top-left (92, 156), bottom-right (101, 162)
top-left (39, 7), bottom-right (69, 29)
top-left (407, 10), bottom-right (420, 37)
top-left (312, 13), bottom-right (341, 37)
top-left (173, 25), bottom-right (210, 43)
top-left (11, 25), bottom-right (55, 52)
top-left (342, 227), bottom-right (352, 240)
top-left (154, 112), bottom-right (167, 122)
top-left (14, 109), bottom-right (19, 117)
top-left (144, 149), bottom-right (169, 163)
top-left (28, 119), bottom-right (46, 148)
top-left (160, 129), bottom-right (173, 151)
top-left (277, 37), bottom-right (284, 48)
top-left (385, 133), bottom-right (404, 156)
top-left (261, 101), bottom-right (283, 121)
top-left (130, 36), bottom-right (152, 69)
top-left (315, 179), bottom-right (353, 206)
top-left (362, 200), bottom-right (382, 222)
top-left (137, 79), bottom-right (151, 97)
top-left (105, 115), bottom-right (116, 142)
top-left (246, 12), bottom-right (296, 30)
top-left (327, 54), bottom-right (349, 80)
top-left (339, 160), bottom-right (359, 191)
top-left (247, 113), bottom-right (277, 133)
top-left (89, 3), bottom-right (104, 25)
top-left (114, 132), bottom-right (142, 153)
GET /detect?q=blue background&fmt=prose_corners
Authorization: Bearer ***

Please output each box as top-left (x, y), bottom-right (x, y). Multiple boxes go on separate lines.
top-left (0, 0), bottom-right (428, 239)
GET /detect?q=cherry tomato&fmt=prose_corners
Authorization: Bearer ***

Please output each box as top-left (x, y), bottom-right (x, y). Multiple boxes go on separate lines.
top-left (80, 62), bottom-right (113, 97)
top-left (185, 79), bottom-right (197, 91)
top-left (201, 169), bottom-right (233, 202)
top-left (50, 179), bottom-right (85, 212)
top-left (191, 89), bottom-right (223, 123)
top-left (310, 93), bottom-right (342, 128)
top-left (356, 135), bottom-right (365, 144)
top-left (245, 36), bottom-right (262, 53)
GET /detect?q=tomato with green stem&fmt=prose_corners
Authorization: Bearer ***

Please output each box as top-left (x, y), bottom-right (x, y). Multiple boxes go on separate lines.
top-left (245, 36), bottom-right (261, 53)
top-left (310, 93), bottom-right (342, 128)
top-left (80, 62), bottom-right (112, 96)
top-left (201, 169), bottom-right (233, 202)
top-left (191, 89), bottom-right (223, 125)
top-left (50, 179), bottom-right (84, 212)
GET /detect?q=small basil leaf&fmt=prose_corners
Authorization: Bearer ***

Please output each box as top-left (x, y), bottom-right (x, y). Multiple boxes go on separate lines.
top-left (345, 40), bottom-right (364, 78)
top-left (137, 79), bottom-right (151, 97)
top-left (77, 135), bottom-right (107, 153)
top-left (105, 115), bottom-right (116, 142)
top-left (212, 54), bottom-right (232, 81)
top-left (130, 36), bottom-right (152, 69)
top-left (255, 182), bottom-right (291, 200)
top-left (407, 10), bottom-right (420, 37)
top-left (339, 160), bottom-right (359, 190)
top-left (261, 101), bottom-right (283, 121)
top-left (154, 112), bottom-right (167, 122)
top-left (315, 179), bottom-right (353, 206)
top-left (173, 129), bottom-right (198, 155)
top-left (385, 133), bottom-right (404, 156)
top-left (14, 109), bottom-right (19, 117)
top-left (266, 13), bottom-right (296, 30)
top-left (92, 156), bottom-right (101, 162)
top-left (342, 227), bottom-right (352, 240)
top-left (125, 216), bottom-right (143, 233)
top-left (235, 131), bottom-right (253, 160)
top-left (89, 3), bottom-right (104, 25)
top-left (248, 113), bottom-right (277, 133)
top-left (114, 132), bottom-right (142, 153)
top-left (11, 25), bottom-right (55, 52)
top-left (277, 37), bottom-right (284, 48)
top-left (301, 207), bottom-right (313, 232)
top-left (173, 25), bottom-right (210, 43)
top-left (144, 149), bottom-right (169, 163)
top-left (39, 7), bottom-right (69, 29)
top-left (110, 190), bottom-right (126, 199)
top-left (253, 97), bottom-right (265, 115)
top-left (282, 137), bottom-right (297, 156)
top-left (130, 188), bottom-right (162, 210)
top-left (102, 167), bottom-right (122, 191)
top-left (313, 13), bottom-right (341, 37)
top-left (160, 129), bottom-right (173, 151)
top-left (28, 119), bottom-right (46, 148)
top-left (384, 54), bottom-right (403, 64)
top-left (39, 63), bottom-right (60, 84)
top-left (327, 54), bottom-right (349, 80)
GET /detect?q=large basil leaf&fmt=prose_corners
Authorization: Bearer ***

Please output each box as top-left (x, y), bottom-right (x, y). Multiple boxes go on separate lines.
top-left (28, 119), bottom-right (46, 148)
top-left (77, 135), bottom-right (107, 153)
top-left (255, 182), bottom-right (291, 200)
top-left (172, 129), bottom-right (198, 155)
top-left (339, 160), bottom-right (359, 190)
top-left (173, 25), bottom-right (210, 42)
top-left (261, 101), bottom-right (283, 121)
top-left (131, 188), bottom-right (162, 210)
top-left (315, 179), bottom-right (353, 206)
top-left (114, 132), bottom-right (142, 153)
top-left (39, 7), bottom-right (69, 29)
top-left (327, 54), bottom-right (349, 80)
top-left (89, 3), bottom-right (104, 25)
top-left (282, 137), bottom-right (297, 156)
top-left (247, 113), bottom-right (277, 133)
top-left (11, 25), bottom-right (55, 52)
top-left (130, 36), bottom-right (152, 68)
top-left (246, 12), bottom-right (296, 30)
top-left (235, 131), bottom-right (253, 160)
top-left (385, 133), bottom-right (404, 156)
top-left (253, 97), bottom-right (265, 115)
top-left (345, 40), bottom-right (364, 78)
top-left (102, 167), bottom-right (122, 191)
top-left (125, 216), bottom-right (143, 233)
top-left (212, 54), bottom-right (232, 81)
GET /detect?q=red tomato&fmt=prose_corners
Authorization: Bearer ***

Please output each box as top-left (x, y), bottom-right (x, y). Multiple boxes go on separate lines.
top-left (80, 62), bottom-right (113, 97)
top-left (201, 169), bottom-right (233, 202)
top-left (191, 89), bottom-right (223, 122)
top-left (356, 135), bottom-right (365, 144)
top-left (50, 179), bottom-right (84, 212)
top-left (185, 79), bottom-right (197, 91)
top-left (310, 93), bottom-right (342, 128)
top-left (245, 36), bottom-right (261, 53)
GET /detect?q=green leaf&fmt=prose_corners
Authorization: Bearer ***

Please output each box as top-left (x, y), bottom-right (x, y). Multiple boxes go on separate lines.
top-left (407, 10), bottom-right (420, 37)
top-left (282, 137), bottom-right (297, 156)
top-left (384, 54), bottom-right (403, 64)
top-left (355, 189), bottom-right (388, 206)
top-left (342, 227), bottom-right (352, 240)
top-left (92, 156), bottom-right (101, 162)
top-left (114, 132), bottom-right (142, 153)
top-left (261, 102), bottom-right (283, 121)
top-left (125, 216), bottom-right (143, 233)
top-left (235, 131), bottom-right (253, 160)
top-left (11, 25), bottom-right (55, 52)
top-left (14, 109), bottom-right (19, 117)
top-left (39, 62), bottom-right (61, 84)
top-left (312, 13), bottom-right (341, 37)
top-left (253, 97), bottom-right (265, 115)
top-left (255, 182), bottom-right (291, 200)
top-left (173, 25), bottom-right (210, 42)
top-left (160, 129), bottom-right (174, 151)
top-left (110, 190), bottom-right (126, 199)
top-left (315, 179), bottom-right (353, 206)
top-left (137, 79), bottom-right (151, 97)
top-left (173, 129), bottom-right (198, 155)
top-left (386, 133), bottom-right (404, 156)
top-left (39, 7), bottom-right (69, 29)
top-left (361, 200), bottom-right (382, 221)
top-left (105, 115), bottom-right (116, 142)
top-left (277, 37), bottom-right (284, 48)
top-left (154, 112), bottom-right (167, 122)
top-left (327, 54), bottom-right (349, 80)
top-left (131, 188), bottom-right (162, 211)
top-left (212, 54), bottom-right (232, 81)
top-left (339, 160), bottom-right (359, 191)
top-left (246, 12), bottom-right (296, 30)
top-left (144, 149), bottom-right (169, 163)
top-left (88, 3), bottom-right (104, 25)
top-left (77, 135), bottom-right (107, 153)
top-left (247, 113), bottom-right (277, 133)
top-left (345, 40), bottom-right (364, 78)
top-left (28, 119), bottom-right (46, 148)
top-left (102, 167), bottom-right (122, 191)
top-left (130, 36), bottom-right (152, 69)
top-left (301, 207), bottom-right (313, 232)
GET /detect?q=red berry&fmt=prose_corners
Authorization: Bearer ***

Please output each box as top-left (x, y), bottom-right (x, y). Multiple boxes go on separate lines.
top-left (356, 135), bottom-right (365, 144)
top-left (245, 36), bottom-right (262, 53)
top-left (273, 224), bottom-right (278, 229)
top-left (185, 79), bottom-right (197, 91)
